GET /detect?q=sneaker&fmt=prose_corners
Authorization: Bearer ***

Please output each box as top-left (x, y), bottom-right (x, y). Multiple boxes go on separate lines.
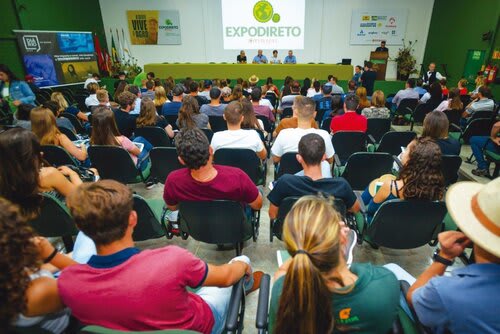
top-left (471, 168), bottom-right (489, 177)
top-left (246, 271), bottom-right (264, 295)
top-left (343, 229), bottom-right (357, 267)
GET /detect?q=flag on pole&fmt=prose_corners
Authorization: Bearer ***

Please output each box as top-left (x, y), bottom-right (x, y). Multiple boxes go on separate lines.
top-left (121, 28), bottom-right (132, 60)
top-left (110, 28), bottom-right (120, 64)
top-left (93, 33), bottom-right (105, 72)
top-left (116, 28), bottom-right (126, 62)
top-left (104, 49), bottom-right (112, 72)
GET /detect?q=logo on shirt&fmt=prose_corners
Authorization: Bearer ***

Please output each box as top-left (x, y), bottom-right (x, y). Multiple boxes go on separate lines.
top-left (338, 308), bottom-right (360, 324)
top-left (253, 0), bottom-right (280, 23)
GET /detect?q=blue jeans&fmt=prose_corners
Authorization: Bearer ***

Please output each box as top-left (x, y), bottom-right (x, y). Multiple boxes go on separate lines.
top-left (470, 136), bottom-right (499, 170)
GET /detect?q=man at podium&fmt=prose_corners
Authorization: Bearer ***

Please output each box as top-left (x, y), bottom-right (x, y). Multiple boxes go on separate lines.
top-left (375, 41), bottom-right (389, 52)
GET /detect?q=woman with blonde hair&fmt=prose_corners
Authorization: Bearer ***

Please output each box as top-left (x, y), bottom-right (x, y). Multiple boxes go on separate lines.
top-left (30, 107), bottom-right (88, 163)
top-left (361, 90), bottom-right (390, 118)
top-left (355, 86), bottom-right (371, 109)
top-left (153, 85), bottom-right (168, 107)
top-left (269, 196), bottom-right (399, 333)
top-left (50, 92), bottom-right (88, 122)
top-left (136, 97), bottom-right (174, 138)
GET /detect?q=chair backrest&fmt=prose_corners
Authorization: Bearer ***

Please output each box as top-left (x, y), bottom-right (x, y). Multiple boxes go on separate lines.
top-left (73, 94), bottom-right (89, 112)
top-left (29, 193), bottom-right (78, 252)
top-left (331, 131), bottom-right (367, 164)
top-left (149, 147), bottom-right (184, 183)
top-left (264, 93), bottom-right (278, 109)
top-left (41, 145), bottom-right (79, 167)
top-left (209, 116), bottom-right (228, 132)
top-left (412, 103), bottom-right (433, 123)
top-left (459, 94), bottom-right (471, 106)
top-left (396, 98), bottom-right (418, 115)
top-left (470, 109), bottom-right (493, 121)
top-left (377, 131), bottom-right (417, 156)
top-left (367, 118), bottom-right (391, 143)
top-left (61, 112), bottom-right (86, 134)
top-left (132, 195), bottom-right (165, 241)
top-left (321, 117), bottom-right (332, 132)
top-left (179, 200), bottom-right (247, 244)
top-left (256, 115), bottom-right (273, 133)
top-left (214, 148), bottom-right (262, 184)
top-left (314, 109), bottom-right (327, 124)
top-left (367, 199), bottom-right (447, 249)
top-left (88, 145), bottom-right (140, 183)
top-left (201, 128), bottom-right (214, 142)
top-left (276, 152), bottom-right (302, 179)
top-left (58, 126), bottom-right (78, 141)
top-left (282, 107), bottom-right (293, 118)
top-left (444, 109), bottom-right (461, 131)
top-left (164, 115), bottom-right (179, 130)
top-left (462, 118), bottom-right (494, 144)
top-left (341, 152), bottom-right (394, 191)
top-left (441, 155), bottom-right (462, 186)
top-left (134, 126), bottom-right (172, 147)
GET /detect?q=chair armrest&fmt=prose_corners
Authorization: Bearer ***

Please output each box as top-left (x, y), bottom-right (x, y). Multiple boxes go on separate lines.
top-left (225, 278), bottom-right (245, 333)
top-left (334, 154), bottom-right (342, 167)
top-left (405, 107), bottom-right (414, 114)
top-left (256, 274), bottom-right (271, 333)
top-left (392, 155), bottom-right (403, 169)
top-left (449, 123), bottom-right (462, 133)
top-left (368, 134), bottom-right (377, 144)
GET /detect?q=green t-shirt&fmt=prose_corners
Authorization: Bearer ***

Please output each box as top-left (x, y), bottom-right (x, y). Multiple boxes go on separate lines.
top-left (133, 72), bottom-right (147, 87)
top-left (269, 263), bottom-right (400, 333)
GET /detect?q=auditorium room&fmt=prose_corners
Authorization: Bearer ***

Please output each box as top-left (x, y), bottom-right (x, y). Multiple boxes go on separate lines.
top-left (1, 0), bottom-right (499, 333)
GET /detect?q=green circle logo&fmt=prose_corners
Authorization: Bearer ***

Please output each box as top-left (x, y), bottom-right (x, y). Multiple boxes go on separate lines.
top-left (253, 1), bottom-right (274, 23)
top-left (272, 13), bottom-right (280, 23)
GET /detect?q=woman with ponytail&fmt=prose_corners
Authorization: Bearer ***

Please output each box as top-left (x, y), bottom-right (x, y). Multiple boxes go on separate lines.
top-left (269, 196), bottom-right (400, 333)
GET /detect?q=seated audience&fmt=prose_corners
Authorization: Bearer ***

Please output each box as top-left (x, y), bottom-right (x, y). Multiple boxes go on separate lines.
top-left (113, 71), bottom-right (126, 90)
top-left (469, 121), bottom-right (500, 177)
top-left (322, 94), bottom-right (344, 122)
top-left (420, 82), bottom-right (443, 110)
top-left (362, 90), bottom-right (390, 119)
top-left (440, 78), bottom-right (449, 97)
top-left (269, 196), bottom-right (399, 333)
top-left (220, 86), bottom-right (232, 104)
top-left (470, 74), bottom-right (486, 99)
top-left (273, 105), bottom-right (319, 138)
top-left (300, 78), bottom-right (311, 96)
top-left (42, 101), bottom-right (75, 133)
top-left (84, 83), bottom-right (99, 108)
top-left (84, 73), bottom-right (100, 89)
top-left (330, 94), bottom-right (367, 134)
top-left (31, 107), bottom-right (88, 163)
top-left (347, 79), bottom-right (356, 94)
top-left (0, 128), bottom-right (82, 208)
top-left (279, 81), bottom-right (301, 111)
top-left (113, 80), bottom-right (128, 105)
top-left (127, 85), bottom-right (142, 115)
top-left (161, 84), bottom-right (184, 116)
top-left (422, 110), bottom-right (461, 155)
top-left (250, 88), bottom-right (275, 122)
top-left (355, 87), bottom-right (371, 109)
top-left (141, 80), bottom-right (155, 100)
top-left (392, 78), bottom-right (419, 107)
top-left (59, 179), bottom-right (262, 332)
top-left (457, 78), bottom-right (468, 95)
top-left (114, 91), bottom-right (137, 138)
top-left (361, 137), bottom-right (445, 224)
top-left (178, 95), bottom-right (210, 129)
top-left (229, 85), bottom-right (244, 102)
top-left (96, 89), bottom-right (112, 109)
top-left (14, 103), bottom-right (34, 130)
top-left (240, 99), bottom-right (266, 133)
top-left (463, 86), bottom-right (494, 118)
top-left (360, 61), bottom-right (377, 96)
top-left (136, 97), bottom-right (174, 138)
top-left (189, 81), bottom-right (209, 107)
top-left (315, 84), bottom-right (333, 111)
top-left (307, 80), bottom-right (321, 98)
top-left (435, 88), bottom-right (463, 112)
top-left (265, 77), bottom-right (280, 96)
top-left (200, 87), bottom-right (227, 116)
top-left (325, 75), bottom-right (344, 94)
top-left (211, 101), bottom-right (266, 160)
top-left (268, 134), bottom-right (360, 219)
top-left (51, 92), bottom-right (88, 122)
top-left (1, 198), bottom-right (76, 333)
top-left (198, 80), bottom-right (212, 99)
top-left (414, 79), bottom-right (427, 96)
top-left (153, 85), bottom-right (169, 107)
top-left (406, 178), bottom-right (500, 334)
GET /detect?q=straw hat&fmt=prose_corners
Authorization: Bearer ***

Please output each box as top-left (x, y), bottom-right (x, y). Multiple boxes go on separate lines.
top-left (446, 178), bottom-right (500, 257)
top-left (368, 174), bottom-right (396, 197)
top-left (248, 75), bottom-right (259, 84)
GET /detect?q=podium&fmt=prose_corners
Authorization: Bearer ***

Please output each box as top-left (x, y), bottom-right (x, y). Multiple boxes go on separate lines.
top-left (370, 51), bottom-right (389, 81)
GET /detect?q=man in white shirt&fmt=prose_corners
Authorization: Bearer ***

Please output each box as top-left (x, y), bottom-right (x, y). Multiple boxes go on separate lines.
top-left (325, 75), bottom-right (344, 94)
top-left (269, 50), bottom-right (281, 64)
top-left (464, 86), bottom-right (495, 118)
top-left (83, 73), bottom-right (100, 89)
top-left (272, 96), bottom-right (334, 175)
top-left (127, 85), bottom-right (142, 115)
top-left (422, 62), bottom-right (445, 86)
top-left (392, 78), bottom-right (420, 107)
top-left (211, 101), bottom-right (267, 160)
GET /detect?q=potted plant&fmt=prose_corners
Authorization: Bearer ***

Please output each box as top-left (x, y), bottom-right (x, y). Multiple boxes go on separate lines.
top-left (394, 39), bottom-right (418, 81)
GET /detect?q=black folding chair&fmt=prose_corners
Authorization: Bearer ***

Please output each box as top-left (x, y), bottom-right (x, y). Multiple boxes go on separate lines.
top-left (132, 195), bottom-right (165, 241)
top-left (88, 145), bottom-right (148, 184)
top-left (275, 152), bottom-right (302, 179)
top-left (178, 200), bottom-right (259, 255)
top-left (376, 131), bottom-right (417, 156)
top-left (395, 98), bottom-right (418, 116)
top-left (441, 155), bottom-right (462, 187)
top-left (264, 92), bottom-right (278, 110)
top-left (201, 128), bottom-right (214, 142)
top-left (450, 118), bottom-right (494, 144)
top-left (149, 147), bottom-right (184, 183)
top-left (256, 115), bottom-right (275, 134)
top-left (214, 148), bottom-right (266, 185)
top-left (281, 107), bottom-right (293, 118)
top-left (209, 116), bottom-right (228, 132)
top-left (321, 117), bottom-right (332, 132)
top-left (41, 145), bottom-right (79, 167)
top-left (29, 193), bottom-right (78, 252)
top-left (367, 118), bottom-right (391, 143)
top-left (405, 103), bottom-right (433, 131)
top-left (331, 131), bottom-right (367, 166)
top-left (340, 152), bottom-right (394, 191)
top-left (58, 126), bottom-right (78, 141)
top-left (134, 126), bottom-right (172, 147)
top-left (444, 109), bottom-right (462, 132)
top-left (164, 115), bottom-right (179, 130)
top-left (61, 112), bottom-right (87, 135)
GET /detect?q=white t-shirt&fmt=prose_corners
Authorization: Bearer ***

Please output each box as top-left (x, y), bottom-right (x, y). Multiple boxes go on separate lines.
top-left (420, 92), bottom-right (431, 103)
top-left (85, 94), bottom-right (99, 107)
top-left (435, 99), bottom-right (450, 112)
top-left (271, 127), bottom-right (334, 158)
top-left (307, 88), bottom-right (321, 98)
top-left (83, 78), bottom-right (98, 89)
top-left (211, 129), bottom-right (264, 153)
top-left (259, 99), bottom-right (274, 109)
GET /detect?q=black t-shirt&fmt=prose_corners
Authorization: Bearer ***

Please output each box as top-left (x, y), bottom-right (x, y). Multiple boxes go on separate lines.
top-left (436, 138), bottom-right (461, 156)
top-left (194, 95), bottom-right (209, 107)
top-left (361, 71), bottom-right (377, 96)
top-left (267, 174), bottom-right (357, 209)
top-left (237, 55), bottom-right (247, 63)
top-left (375, 47), bottom-right (389, 52)
top-left (113, 109), bottom-right (137, 138)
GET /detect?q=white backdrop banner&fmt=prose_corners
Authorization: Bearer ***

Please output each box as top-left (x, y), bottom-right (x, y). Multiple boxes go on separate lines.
top-left (221, 0), bottom-right (305, 50)
top-left (350, 9), bottom-right (407, 45)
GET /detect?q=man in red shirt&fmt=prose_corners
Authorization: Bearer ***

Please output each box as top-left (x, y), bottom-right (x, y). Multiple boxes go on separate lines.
top-left (59, 180), bottom-right (262, 333)
top-left (330, 94), bottom-right (367, 134)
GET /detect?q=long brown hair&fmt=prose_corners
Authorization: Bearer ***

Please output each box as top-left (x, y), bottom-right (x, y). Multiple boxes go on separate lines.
top-left (177, 95), bottom-right (200, 129)
top-left (448, 88), bottom-right (463, 110)
top-left (90, 107), bottom-right (121, 146)
top-left (275, 196), bottom-right (343, 334)
top-left (240, 99), bottom-right (263, 131)
top-left (114, 80), bottom-right (128, 102)
top-left (230, 84), bottom-right (243, 101)
top-left (399, 137), bottom-right (444, 200)
top-left (30, 107), bottom-right (62, 145)
top-left (136, 97), bottom-right (157, 127)
top-left (422, 110), bottom-right (449, 139)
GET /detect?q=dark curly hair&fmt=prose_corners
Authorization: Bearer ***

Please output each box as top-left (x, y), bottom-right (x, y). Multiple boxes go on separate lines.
top-left (175, 128), bottom-right (210, 170)
top-left (0, 197), bottom-right (40, 326)
top-left (398, 137), bottom-right (444, 200)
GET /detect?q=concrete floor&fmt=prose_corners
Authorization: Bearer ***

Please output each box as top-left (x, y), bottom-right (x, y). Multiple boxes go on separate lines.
top-left (129, 124), bottom-right (483, 330)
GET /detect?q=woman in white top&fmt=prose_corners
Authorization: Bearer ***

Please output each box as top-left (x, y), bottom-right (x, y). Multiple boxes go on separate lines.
top-left (435, 88), bottom-right (463, 112)
top-left (307, 80), bottom-right (321, 98)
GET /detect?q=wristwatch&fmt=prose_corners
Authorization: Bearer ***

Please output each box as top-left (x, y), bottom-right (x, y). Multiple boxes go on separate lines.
top-left (432, 248), bottom-right (454, 266)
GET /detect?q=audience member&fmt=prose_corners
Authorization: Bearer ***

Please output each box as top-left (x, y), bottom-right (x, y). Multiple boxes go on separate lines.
top-left (435, 88), bottom-right (463, 112)
top-left (189, 81), bottom-right (209, 107)
top-left (42, 100), bottom-right (75, 133)
top-left (84, 73), bottom-right (100, 89)
top-left (96, 89), bottom-right (112, 108)
top-left (414, 79), bottom-right (427, 96)
top-left (127, 85), bottom-right (142, 115)
top-left (240, 99), bottom-right (265, 133)
top-left (279, 81), bottom-right (301, 110)
top-left (84, 83), bottom-right (99, 108)
top-left (470, 121), bottom-right (500, 177)
top-left (325, 75), bottom-right (344, 94)
top-left (153, 86), bottom-right (168, 107)
top-left (315, 84), bottom-right (333, 115)
top-left (347, 80), bottom-right (356, 94)
top-left (229, 85), bottom-right (244, 102)
top-left (113, 80), bottom-right (128, 104)
top-left (252, 49), bottom-right (268, 64)
top-left (360, 62), bottom-right (377, 96)
top-left (220, 86), bottom-right (232, 103)
top-left (0, 64), bottom-right (36, 107)
top-left (457, 79), bottom-right (468, 95)
top-left (307, 80), bottom-right (321, 97)
top-left (355, 87), bottom-right (371, 109)
top-left (51, 92), bottom-right (88, 122)
top-left (392, 78), bottom-right (419, 107)
top-left (269, 196), bottom-right (399, 333)
top-left (178, 95), bottom-right (210, 129)
top-left (199, 80), bottom-right (212, 99)
top-left (362, 90), bottom-right (390, 119)
top-left (265, 76), bottom-right (280, 96)
top-left (136, 97), bottom-right (174, 138)
top-left (250, 88), bottom-right (275, 122)
top-left (463, 86), bottom-right (494, 118)
top-left (14, 103), bottom-right (34, 129)
top-left (330, 94), bottom-right (367, 133)
top-left (59, 179), bottom-right (262, 332)
top-left (300, 78), bottom-right (311, 96)
top-left (161, 85), bottom-right (184, 116)
top-left (141, 81), bottom-right (155, 100)
top-left (200, 87), bottom-right (227, 116)
top-left (422, 110), bottom-right (461, 155)
top-left (439, 78), bottom-right (449, 97)
top-left (420, 82), bottom-right (443, 110)
top-left (283, 50), bottom-right (296, 64)
top-left (471, 74), bottom-right (486, 98)
top-left (114, 91), bottom-right (138, 138)
top-left (211, 101), bottom-right (267, 160)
